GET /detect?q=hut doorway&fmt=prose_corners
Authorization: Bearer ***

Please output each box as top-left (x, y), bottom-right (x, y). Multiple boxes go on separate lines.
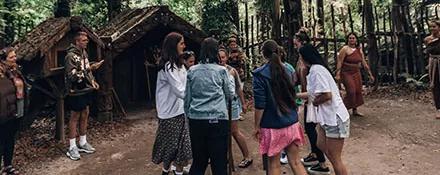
top-left (113, 25), bottom-right (200, 111)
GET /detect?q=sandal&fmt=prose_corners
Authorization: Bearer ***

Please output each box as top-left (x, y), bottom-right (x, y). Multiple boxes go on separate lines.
top-left (238, 158), bottom-right (253, 168)
top-left (4, 166), bottom-right (19, 175)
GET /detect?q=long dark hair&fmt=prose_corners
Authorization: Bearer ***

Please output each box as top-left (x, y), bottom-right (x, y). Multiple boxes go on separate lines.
top-left (345, 32), bottom-right (360, 47)
top-left (199, 37), bottom-right (220, 64)
top-left (0, 47), bottom-right (15, 61)
top-left (159, 32), bottom-right (184, 71)
top-left (261, 40), bottom-right (297, 114)
top-left (299, 44), bottom-right (330, 70)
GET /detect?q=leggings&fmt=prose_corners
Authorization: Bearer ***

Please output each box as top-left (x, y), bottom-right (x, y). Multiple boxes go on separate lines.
top-left (304, 107), bottom-right (326, 163)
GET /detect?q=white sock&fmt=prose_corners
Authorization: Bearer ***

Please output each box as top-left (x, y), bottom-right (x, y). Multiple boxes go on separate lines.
top-left (162, 167), bottom-right (169, 173)
top-left (69, 138), bottom-right (77, 150)
top-left (79, 135), bottom-right (87, 146)
top-left (174, 171), bottom-right (183, 175)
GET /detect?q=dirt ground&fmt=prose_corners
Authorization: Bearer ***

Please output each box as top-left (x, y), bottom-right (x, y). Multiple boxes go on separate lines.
top-left (18, 92), bottom-right (440, 175)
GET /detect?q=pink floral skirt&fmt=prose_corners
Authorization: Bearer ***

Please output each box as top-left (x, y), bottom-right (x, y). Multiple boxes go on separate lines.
top-left (259, 123), bottom-right (305, 157)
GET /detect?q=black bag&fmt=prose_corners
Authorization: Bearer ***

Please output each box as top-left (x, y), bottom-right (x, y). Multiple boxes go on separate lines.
top-left (0, 76), bottom-right (17, 124)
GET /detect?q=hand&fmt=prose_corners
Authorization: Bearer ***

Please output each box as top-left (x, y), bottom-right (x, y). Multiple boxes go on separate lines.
top-left (253, 129), bottom-right (260, 141)
top-left (90, 60), bottom-right (104, 70)
top-left (335, 74), bottom-right (341, 82)
top-left (369, 74), bottom-right (375, 82)
top-left (241, 104), bottom-right (247, 114)
top-left (92, 80), bottom-right (100, 90)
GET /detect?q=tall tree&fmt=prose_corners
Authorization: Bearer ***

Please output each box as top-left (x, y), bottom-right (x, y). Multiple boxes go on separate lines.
top-left (365, 0), bottom-right (379, 88)
top-left (107, 0), bottom-right (122, 21)
top-left (4, 0), bottom-right (17, 46)
top-left (54, 0), bottom-right (71, 17)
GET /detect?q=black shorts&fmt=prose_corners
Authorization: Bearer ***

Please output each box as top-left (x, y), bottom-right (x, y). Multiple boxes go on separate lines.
top-left (66, 93), bottom-right (91, 112)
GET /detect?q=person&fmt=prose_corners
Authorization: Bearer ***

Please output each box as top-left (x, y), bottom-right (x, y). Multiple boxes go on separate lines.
top-left (152, 32), bottom-right (192, 175)
top-left (184, 37), bottom-right (234, 175)
top-left (277, 46), bottom-right (303, 165)
top-left (0, 47), bottom-right (26, 175)
top-left (218, 48), bottom-right (252, 168)
top-left (253, 40), bottom-right (307, 175)
top-left (424, 20), bottom-right (440, 119)
top-left (293, 31), bottom-right (331, 174)
top-left (336, 32), bottom-right (374, 117)
top-left (181, 51), bottom-right (196, 69)
top-left (297, 43), bottom-right (350, 175)
top-left (64, 31), bottom-right (103, 161)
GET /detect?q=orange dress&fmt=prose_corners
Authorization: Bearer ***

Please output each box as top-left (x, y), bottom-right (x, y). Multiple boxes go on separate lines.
top-left (341, 48), bottom-right (364, 109)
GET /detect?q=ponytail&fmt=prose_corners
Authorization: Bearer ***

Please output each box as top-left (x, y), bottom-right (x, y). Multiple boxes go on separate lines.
top-left (261, 40), bottom-right (297, 114)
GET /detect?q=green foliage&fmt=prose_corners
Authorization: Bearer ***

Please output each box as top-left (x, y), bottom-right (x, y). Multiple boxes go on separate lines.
top-left (201, 0), bottom-right (236, 41)
top-left (71, 0), bottom-right (108, 29)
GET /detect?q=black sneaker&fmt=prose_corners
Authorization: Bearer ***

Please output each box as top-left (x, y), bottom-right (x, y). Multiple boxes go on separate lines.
top-left (300, 153), bottom-right (319, 166)
top-left (307, 164), bottom-right (331, 175)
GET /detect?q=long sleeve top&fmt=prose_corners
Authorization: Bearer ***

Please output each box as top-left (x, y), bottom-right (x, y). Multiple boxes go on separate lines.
top-left (156, 62), bottom-right (187, 119)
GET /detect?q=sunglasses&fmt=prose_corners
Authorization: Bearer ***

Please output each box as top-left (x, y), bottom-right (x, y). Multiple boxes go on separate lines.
top-left (183, 51), bottom-right (194, 55)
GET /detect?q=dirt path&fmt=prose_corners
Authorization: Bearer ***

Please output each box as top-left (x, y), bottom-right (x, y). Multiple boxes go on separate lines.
top-left (22, 96), bottom-right (440, 175)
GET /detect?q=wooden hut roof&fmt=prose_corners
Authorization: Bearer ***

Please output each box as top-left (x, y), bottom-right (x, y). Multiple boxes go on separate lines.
top-left (99, 6), bottom-right (206, 53)
top-left (14, 16), bottom-right (104, 62)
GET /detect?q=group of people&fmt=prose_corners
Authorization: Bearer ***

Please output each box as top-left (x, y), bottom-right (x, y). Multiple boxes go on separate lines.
top-left (1, 19), bottom-right (439, 175)
top-left (152, 32), bottom-right (252, 175)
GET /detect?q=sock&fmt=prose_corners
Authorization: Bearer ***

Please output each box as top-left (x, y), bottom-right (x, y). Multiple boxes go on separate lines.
top-left (69, 138), bottom-right (77, 150)
top-left (174, 171), bottom-right (183, 175)
top-left (162, 167), bottom-right (169, 173)
top-left (79, 135), bottom-right (87, 146)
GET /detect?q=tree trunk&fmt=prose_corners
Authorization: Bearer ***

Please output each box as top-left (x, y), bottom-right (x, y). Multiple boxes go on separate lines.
top-left (272, 0), bottom-right (281, 42)
top-left (4, 0), bottom-right (17, 46)
top-left (392, 0), bottom-right (414, 75)
top-left (231, 0), bottom-right (240, 35)
top-left (54, 0), bottom-right (71, 17)
top-left (107, 0), bottom-right (122, 21)
top-left (283, 0), bottom-right (302, 63)
top-left (365, 0), bottom-right (379, 88)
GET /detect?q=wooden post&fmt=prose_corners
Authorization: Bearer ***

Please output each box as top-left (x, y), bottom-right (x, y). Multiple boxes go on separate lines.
top-left (348, 6), bottom-right (354, 33)
top-left (317, 0), bottom-right (328, 63)
top-left (361, 1), bottom-right (365, 51)
top-left (389, 6), bottom-right (399, 84)
top-left (241, 21), bottom-right (244, 46)
top-left (436, 6), bottom-right (439, 19)
top-left (364, 0), bottom-right (379, 88)
top-left (405, 4), bottom-right (419, 75)
top-left (245, 2), bottom-right (250, 57)
top-left (272, 0), bottom-right (281, 41)
top-left (55, 96), bottom-right (65, 142)
top-left (341, 7), bottom-right (348, 36)
top-left (331, 5), bottom-right (338, 67)
top-left (251, 15), bottom-right (255, 65)
top-left (256, 15), bottom-right (260, 42)
top-left (374, 6), bottom-right (382, 84)
top-left (383, 12), bottom-right (390, 74)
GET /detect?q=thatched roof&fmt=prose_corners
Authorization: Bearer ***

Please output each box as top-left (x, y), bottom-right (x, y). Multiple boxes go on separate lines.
top-left (14, 16), bottom-right (104, 62)
top-left (99, 6), bottom-right (206, 53)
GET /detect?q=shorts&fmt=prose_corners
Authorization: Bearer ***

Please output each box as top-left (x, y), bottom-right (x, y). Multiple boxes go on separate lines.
top-left (66, 93), bottom-right (92, 112)
top-left (321, 116), bottom-right (350, 139)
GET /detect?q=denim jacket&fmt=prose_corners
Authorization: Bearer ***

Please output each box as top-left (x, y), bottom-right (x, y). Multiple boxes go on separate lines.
top-left (184, 63), bottom-right (234, 120)
top-left (253, 64), bottom-right (298, 129)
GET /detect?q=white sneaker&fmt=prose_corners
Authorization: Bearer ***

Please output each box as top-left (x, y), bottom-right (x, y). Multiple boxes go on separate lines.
top-left (66, 147), bottom-right (81, 161)
top-left (170, 164), bottom-right (191, 174)
top-left (280, 153), bottom-right (288, 164)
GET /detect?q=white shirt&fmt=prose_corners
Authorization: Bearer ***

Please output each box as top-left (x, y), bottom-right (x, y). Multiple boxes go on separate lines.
top-left (156, 62), bottom-right (187, 119)
top-left (306, 65), bottom-right (349, 126)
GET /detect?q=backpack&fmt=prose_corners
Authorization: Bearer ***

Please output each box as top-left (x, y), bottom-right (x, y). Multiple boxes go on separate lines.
top-left (0, 75), bottom-right (17, 124)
